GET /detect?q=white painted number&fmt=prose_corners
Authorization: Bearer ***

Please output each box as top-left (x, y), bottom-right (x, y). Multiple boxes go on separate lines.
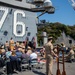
top-left (0, 7), bottom-right (26, 37)
top-left (0, 7), bottom-right (8, 29)
top-left (14, 10), bottom-right (26, 37)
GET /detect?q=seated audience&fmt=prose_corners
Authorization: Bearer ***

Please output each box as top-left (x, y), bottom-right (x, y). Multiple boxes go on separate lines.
top-left (21, 50), bottom-right (30, 64)
top-left (16, 47), bottom-right (22, 59)
top-left (66, 47), bottom-right (75, 63)
top-left (27, 46), bottom-right (32, 56)
top-left (9, 51), bottom-right (17, 61)
top-left (5, 47), bottom-right (12, 59)
top-left (7, 51), bottom-right (17, 74)
top-left (30, 49), bottom-right (37, 60)
top-left (21, 50), bottom-right (30, 61)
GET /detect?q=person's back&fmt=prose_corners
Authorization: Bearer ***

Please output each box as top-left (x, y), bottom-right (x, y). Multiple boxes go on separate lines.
top-left (9, 51), bottom-right (17, 64)
top-left (16, 48), bottom-right (22, 58)
top-left (16, 51), bottom-right (22, 58)
top-left (61, 42), bottom-right (67, 53)
top-left (30, 49), bottom-right (37, 60)
top-left (8, 51), bottom-right (18, 73)
top-left (21, 50), bottom-right (30, 61)
top-left (9, 55), bottom-right (17, 61)
top-left (5, 48), bottom-right (12, 59)
top-left (27, 46), bottom-right (32, 55)
top-left (30, 52), bottom-right (37, 60)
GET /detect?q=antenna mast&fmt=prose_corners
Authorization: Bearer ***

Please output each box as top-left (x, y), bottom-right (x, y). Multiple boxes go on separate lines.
top-left (68, 0), bottom-right (75, 10)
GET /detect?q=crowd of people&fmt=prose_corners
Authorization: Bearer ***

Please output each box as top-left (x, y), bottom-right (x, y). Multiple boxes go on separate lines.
top-left (44, 37), bottom-right (75, 75)
top-left (0, 37), bottom-right (75, 75)
top-left (53, 42), bottom-right (75, 63)
top-left (0, 38), bottom-right (40, 75)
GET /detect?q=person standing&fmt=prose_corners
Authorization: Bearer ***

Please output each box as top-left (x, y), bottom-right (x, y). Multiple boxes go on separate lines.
top-left (61, 42), bottom-right (66, 53)
top-left (44, 37), bottom-right (58, 75)
top-left (9, 38), bottom-right (15, 51)
top-left (5, 41), bottom-right (9, 51)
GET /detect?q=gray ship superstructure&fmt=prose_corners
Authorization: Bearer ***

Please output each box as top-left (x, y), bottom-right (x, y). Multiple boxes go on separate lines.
top-left (0, 0), bottom-right (37, 45)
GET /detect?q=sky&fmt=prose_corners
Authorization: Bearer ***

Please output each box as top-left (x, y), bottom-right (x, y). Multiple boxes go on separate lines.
top-left (37, 0), bottom-right (75, 26)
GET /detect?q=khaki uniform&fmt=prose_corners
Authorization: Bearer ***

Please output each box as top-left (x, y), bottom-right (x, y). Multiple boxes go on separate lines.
top-left (9, 40), bottom-right (14, 51)
top-left (67, 49), bottom-right (74, 61)
top-left (44, 42), bottom-right (53, 75)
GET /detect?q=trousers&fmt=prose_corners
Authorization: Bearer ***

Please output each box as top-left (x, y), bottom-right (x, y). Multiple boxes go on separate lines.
top-left (46, 55), bottom-right (53, 75)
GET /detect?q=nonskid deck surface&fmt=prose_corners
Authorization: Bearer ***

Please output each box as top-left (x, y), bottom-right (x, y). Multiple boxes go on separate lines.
top-left (1, 62), bottom-right (75, 75)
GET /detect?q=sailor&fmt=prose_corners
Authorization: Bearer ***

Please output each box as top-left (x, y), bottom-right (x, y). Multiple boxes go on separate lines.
top-left (44, 37), bottom-right (58, 75)
top-left (9, 37), bottom-right (15, 51)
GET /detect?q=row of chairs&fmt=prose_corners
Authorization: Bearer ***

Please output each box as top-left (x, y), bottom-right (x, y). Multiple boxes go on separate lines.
top-left (0, 57), bottom-right (46, 74)
top-left (21, 58), bottom-right (46, 71)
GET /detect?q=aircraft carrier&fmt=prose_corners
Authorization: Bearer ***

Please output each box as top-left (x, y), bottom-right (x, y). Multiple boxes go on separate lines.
top-left (0, 0), bottom-right (55, 47)
top-left (0, 0), bottom-right (38, 46)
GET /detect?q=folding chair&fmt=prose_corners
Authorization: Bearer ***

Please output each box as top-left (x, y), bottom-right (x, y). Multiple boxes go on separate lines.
top-left (21, 59), bottom-right (29, 71)
top-left (30, 59), bottom-right (39, 70)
